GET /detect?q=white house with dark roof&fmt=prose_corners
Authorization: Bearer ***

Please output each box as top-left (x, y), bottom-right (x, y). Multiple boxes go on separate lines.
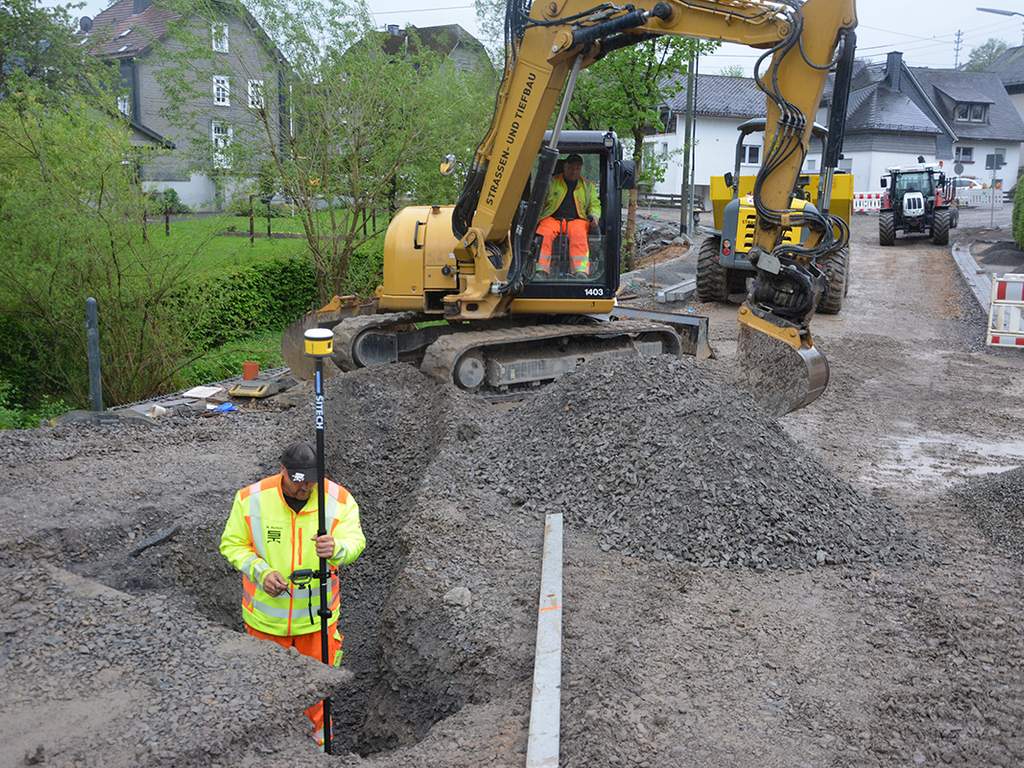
top-left (988, 45), bottom-right (1024, 131)
top-left (648, 52), bottom-right (1024, 203)
top-left (644, 73), bottom-right (794, 211)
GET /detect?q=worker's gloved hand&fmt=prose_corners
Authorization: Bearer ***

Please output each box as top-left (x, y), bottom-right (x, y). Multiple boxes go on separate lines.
top-left (588, 216), bottom-right (598, 231)
top-left (263, 570), bottom-right (289, 597)
top-left (313, 534), bottom-right (335, 559)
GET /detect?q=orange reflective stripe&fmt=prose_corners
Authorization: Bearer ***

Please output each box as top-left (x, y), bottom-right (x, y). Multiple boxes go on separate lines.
top-left (259, 476), bottom-right (278, 492)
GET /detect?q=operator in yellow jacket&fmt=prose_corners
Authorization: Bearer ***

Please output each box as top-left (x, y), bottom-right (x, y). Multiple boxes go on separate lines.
top-left (536, 153), bottom-right (601, 278)
top-left (220, 441), bottom-right (365, 747)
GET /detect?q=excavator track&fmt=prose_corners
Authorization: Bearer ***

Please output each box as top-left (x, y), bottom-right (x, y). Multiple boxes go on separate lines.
top-left (419, 320), bottom-right (683, 392)
top-left (331, 312), bottom-right (422, 371)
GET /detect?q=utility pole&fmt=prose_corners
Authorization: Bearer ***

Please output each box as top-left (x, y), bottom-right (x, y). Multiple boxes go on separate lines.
top-left (954, 29), bottom-right (964, 69)
top-left (678, 47), bottom-right (696, 235)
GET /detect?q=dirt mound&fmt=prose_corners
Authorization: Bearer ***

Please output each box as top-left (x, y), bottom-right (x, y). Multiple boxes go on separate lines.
top-left (953, 465), bottom-right (1024, 560)
top-left (0, 352), bottom-right (918, 766)
top-left (430, 355), bottom-right (915, 570)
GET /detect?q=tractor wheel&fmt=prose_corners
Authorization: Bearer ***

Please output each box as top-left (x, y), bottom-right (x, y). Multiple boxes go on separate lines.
top-left (931, 209), bottom-right (950, 246)
top-left (696, 236), bottom-right (729, 303)
top-left (879, 211), bottom-right (896, 246)
top-left (818, 246), bottom-right (848, 315)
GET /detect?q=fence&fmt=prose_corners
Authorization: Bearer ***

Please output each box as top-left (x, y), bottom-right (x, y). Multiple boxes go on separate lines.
top-left (853, 192), bottom-right (885, 214)
top-left (958, 188), bottom-right (1004, 209)
top-left (987, 274), bottom-right (1024, 349)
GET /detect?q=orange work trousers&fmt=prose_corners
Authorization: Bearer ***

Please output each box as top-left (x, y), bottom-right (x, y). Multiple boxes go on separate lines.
top-left (246, 622), bottom-right (344, 746)
top-left (536, 216), bottom-right (590, 275)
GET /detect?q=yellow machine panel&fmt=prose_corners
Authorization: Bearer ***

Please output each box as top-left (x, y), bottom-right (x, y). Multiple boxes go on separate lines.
top-left (379, 206), bottom-right (459, 312)
top-left (710, 173), bottom-right (854, 238)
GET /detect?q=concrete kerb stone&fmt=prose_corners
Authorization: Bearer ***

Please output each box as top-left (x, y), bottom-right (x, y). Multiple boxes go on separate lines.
top-left (950, 240), bottom-right (992, 312)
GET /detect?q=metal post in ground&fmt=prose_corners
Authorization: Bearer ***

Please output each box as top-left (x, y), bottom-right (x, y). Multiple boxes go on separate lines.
top-left (304, 327), bottom-right (335, 754)
top-left (85, 298), bottom-right (103, 412)
top-left (266, 201), bottom-right (272, 238)
top-left (249, 195), bottom-right (255, 245)
top-left (678, 47), bottom-right (697, 235)
top-left (165, 209), bottom-right (170, 237)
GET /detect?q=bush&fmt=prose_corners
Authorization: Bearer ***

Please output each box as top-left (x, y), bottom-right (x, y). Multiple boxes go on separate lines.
top-left (0, 374), bottom-right (68, 429)
top-left (1014, 181), bottom-right (1024, 249)
top-left (147, 188), bottom-right (191, 214)
top-left (226, 195), bottom-right (292, 218)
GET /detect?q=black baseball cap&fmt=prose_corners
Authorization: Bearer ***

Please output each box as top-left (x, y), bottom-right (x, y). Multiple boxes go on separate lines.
top-left (281, 441), bottom-right (318, 483)
top-left (565, 153), bottom-right (584, 164)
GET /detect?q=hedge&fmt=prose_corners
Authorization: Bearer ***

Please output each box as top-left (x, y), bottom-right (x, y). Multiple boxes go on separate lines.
top-left (1014, 181), bottom-right (1024, 249)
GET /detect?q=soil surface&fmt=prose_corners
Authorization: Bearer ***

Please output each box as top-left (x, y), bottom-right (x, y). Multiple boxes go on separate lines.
top-left (4, 216), bottom-right (1024, 767)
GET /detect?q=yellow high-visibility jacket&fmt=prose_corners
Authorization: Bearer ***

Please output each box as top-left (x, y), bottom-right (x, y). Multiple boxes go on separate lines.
top-left (540, 174), bottom-right (601, 221)
top-left (219, 474), bottom-right (365, 637)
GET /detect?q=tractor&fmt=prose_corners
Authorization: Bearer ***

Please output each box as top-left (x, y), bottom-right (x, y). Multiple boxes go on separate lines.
top-left (878, 164), bottom-right (958, 246)
top-left (698, 119), bottom-right (854, 315)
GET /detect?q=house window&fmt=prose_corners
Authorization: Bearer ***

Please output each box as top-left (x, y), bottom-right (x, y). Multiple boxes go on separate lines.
top-left (212, 23), bottom-right (229, 53)
top-left (806, 158), bottom-right (817, 171)
top-left (955, 146), bottom-right (974, 164)
top-left (956, 103), bottom-right (989, 122)
top-left (212, 121), bottom-right (232, 168)
top-left (213, 76), bottom-right (230, 106)
top-left (741, 145), bottom-right (760, 165)
top-left (117, 95), bottom-right (130, 116)
top-left (248, 79), bottom-right (264, 110)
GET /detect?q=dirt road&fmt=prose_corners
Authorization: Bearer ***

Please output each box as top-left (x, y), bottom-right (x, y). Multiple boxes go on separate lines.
top-left (3, 216), bottom-right (1024, 767)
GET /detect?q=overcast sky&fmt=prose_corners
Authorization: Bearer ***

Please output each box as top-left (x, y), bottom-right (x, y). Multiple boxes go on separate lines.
top-left (61, 0), bottom-right (1024, 71)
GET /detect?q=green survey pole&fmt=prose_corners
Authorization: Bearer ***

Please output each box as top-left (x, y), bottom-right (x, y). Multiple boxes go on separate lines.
top-left (304, 327), bottom-right (334, 753)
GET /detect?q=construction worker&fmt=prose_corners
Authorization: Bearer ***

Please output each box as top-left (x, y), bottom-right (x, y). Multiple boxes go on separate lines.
top-left (536, 153), bottom-right (601, 278)
top-left (219, 441), bottom-right (365, 747)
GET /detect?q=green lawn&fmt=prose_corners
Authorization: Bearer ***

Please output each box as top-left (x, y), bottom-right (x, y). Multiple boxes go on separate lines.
top-left (163, 211), bottom-right (388, 277)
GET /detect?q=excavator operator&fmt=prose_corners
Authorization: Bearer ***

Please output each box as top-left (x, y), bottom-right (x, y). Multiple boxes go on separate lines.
top-left (535, 154), bottom-right (601, 278)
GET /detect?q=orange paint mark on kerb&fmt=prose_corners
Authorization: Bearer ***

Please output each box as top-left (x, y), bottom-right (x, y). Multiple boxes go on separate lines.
top-left (539, 604), bottom-right (561, 613)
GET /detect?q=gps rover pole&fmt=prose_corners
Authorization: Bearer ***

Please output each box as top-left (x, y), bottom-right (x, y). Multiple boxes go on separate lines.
top-left (304, 327), bottom-right (334, 754)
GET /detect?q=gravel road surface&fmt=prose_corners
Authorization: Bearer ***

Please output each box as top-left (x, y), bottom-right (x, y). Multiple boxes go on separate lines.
top-left (2, 216), bottom-right (1024, 767)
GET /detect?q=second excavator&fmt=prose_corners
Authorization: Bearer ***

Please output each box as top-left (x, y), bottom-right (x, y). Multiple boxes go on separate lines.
top-left (285, 0), bottom-right (858, 413)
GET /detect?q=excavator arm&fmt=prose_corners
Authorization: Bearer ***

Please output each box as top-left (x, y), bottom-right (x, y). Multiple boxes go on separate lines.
top-left (447, 0), bottom-right (857, 408)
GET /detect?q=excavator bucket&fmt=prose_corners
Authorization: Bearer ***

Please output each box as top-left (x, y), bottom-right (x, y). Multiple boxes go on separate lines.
top-left (735, 303), bottom-right (829, 416)
top-left (281, 295), bottom-right (377, 380)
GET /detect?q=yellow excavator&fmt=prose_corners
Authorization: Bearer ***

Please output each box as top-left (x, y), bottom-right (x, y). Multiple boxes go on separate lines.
top-left (284, 0), bottom-right (858, 413)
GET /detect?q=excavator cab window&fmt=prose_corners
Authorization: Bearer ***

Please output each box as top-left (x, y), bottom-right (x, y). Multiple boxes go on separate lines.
top-left (531, 151), bottom-right (607, 284)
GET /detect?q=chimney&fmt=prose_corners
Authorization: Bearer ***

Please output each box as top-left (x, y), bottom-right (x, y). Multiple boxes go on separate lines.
top-left (386, 24), bottom-right (400, 36)
top-left (886, 51), bottom-right (903, 91)
top-left (133, 0), bottom-right (152, 14)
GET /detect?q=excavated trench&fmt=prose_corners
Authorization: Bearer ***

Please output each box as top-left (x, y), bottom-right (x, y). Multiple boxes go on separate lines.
top-left (3, 352), bottom-right (923, 765)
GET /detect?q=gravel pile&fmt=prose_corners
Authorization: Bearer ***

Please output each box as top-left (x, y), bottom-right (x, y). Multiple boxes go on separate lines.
top-left (0, 562), bottom-right (344, 768)
top-left (429, 355), bottom-right (915, 569)
top-left (954, 465), bottom-right (1024, 560)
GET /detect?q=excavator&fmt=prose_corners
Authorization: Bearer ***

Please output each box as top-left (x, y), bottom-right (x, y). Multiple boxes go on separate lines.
top-left (283, 0), bottom-right (858, 414)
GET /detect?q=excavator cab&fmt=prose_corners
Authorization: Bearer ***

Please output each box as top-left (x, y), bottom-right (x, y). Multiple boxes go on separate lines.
top-left (520, 129), bottom-right (632, 297)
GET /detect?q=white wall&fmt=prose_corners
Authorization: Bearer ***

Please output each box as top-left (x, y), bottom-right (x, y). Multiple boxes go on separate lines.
top-left (951, 140), bottom-right (1021, 189)
top-left (143, 173), bottom-right (251, 212)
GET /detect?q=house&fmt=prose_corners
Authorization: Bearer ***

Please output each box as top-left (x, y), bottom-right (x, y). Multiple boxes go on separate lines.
top-left (84, 0), bottom-right (288, 211)
top-left (648, 52), bottom-right (1024, 203)
top-left (376, 24), bottom-right (493, 74)
top-left (644, 73), bottom-right (822, 210)
top-left (987, 45), bottom-right (1024, 128)
top-left (828, 52), bottom-right (1024, 192)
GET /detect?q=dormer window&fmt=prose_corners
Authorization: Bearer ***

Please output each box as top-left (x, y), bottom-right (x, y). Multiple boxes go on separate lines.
top-left (955, 102), bottom-right (988, 123)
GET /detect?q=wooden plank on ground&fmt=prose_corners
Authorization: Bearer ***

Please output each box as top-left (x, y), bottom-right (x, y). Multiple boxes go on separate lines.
top-left (526, 513), bottom-right (563, 768)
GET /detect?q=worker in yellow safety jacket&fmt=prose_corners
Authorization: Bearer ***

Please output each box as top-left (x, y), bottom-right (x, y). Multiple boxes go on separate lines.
top-left (536, 153), bottom-right (601, 278)
top-left (220, 441), bottom-right (365, 747)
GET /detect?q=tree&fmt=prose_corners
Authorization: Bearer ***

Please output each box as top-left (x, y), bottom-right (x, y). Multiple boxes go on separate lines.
top-left (160, 0), bottom-right (496, 302)
top-left (0, 82), bottom-right (201, 407)
top-left (569, 38), bottom-right (717, 268)
top-left (966, 38), bottom-right (1008, 72)
top-left (0, 0), bottom-right (116, 99)
top-left (719, 64), bottom-right (746, 77)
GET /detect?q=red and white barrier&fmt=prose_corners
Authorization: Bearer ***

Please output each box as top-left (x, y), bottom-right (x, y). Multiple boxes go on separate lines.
top-left (853, 192), bottom-right (885, 214)
top-left (988, 274), bottom-right (1024, 348)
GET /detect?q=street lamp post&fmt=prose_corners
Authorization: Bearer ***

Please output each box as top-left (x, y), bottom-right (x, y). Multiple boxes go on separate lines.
top-left (977, 7), bottom-right (1024, 46)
